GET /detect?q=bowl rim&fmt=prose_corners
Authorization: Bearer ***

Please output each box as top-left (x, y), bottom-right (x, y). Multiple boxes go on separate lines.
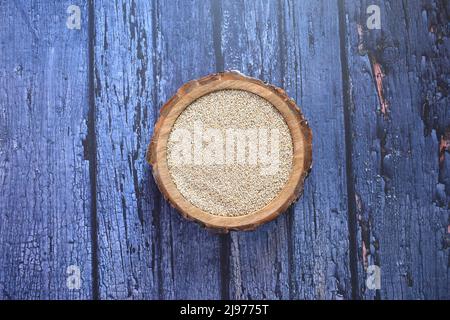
top-left (147, 71), bottom-right (312, 231)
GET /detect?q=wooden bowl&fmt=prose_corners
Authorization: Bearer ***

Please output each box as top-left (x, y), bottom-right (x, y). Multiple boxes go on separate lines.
top-left (147, 71), bottom-right (312, 231)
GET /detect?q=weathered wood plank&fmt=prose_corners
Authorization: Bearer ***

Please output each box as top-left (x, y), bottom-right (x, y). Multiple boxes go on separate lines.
top-left (154, 0), bottom-right (223, 299)
top-left (219, 0), bottom-right (353, 299)
top-left (93, 0), bottom-right (159, 299)
top-left (342, 0), bottom-right (449, 299)
top-left (219, 0), bottom-right (291, 299)
top-left (94, 0), bottom-right (222, 299)
top-left (0, 1), bottom-right (92, 299)
top-left (283, 0), bottom-right (353, 299)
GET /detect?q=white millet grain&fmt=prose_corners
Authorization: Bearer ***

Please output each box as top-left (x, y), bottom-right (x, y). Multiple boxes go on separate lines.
top-left (167, 89), bottom-right (293, 216)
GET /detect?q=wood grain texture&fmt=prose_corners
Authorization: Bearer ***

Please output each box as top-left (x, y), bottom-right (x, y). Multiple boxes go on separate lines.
top-left (218, 0), bottom-right (352, 299)
top-left (0, 0), bottom-right (448, 300)
top-left (342, 0), bottom-right (449, 299)
top-left (93, 0), bottom-right (159, 299)
top-left (153, 0), bottom-right (223, 299)
top-left (283, 0), bottom-right (353, 299)
top-left (93, 0), bottom-right (223, 299)
top-left (219, 0), bottom-right (293, 299)
top-left (0, 1), bottom-right (92, 299)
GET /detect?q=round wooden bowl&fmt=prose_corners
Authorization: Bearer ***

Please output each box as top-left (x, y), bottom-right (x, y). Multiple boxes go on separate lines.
top-left (147, 71), bottom-right (312, 231)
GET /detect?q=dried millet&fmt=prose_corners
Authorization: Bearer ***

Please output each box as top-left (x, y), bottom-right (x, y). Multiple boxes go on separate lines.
top-left (167, 89), bottom-right (293, 217)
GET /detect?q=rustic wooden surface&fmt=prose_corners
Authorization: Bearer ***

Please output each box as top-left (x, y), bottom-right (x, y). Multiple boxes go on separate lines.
top-left (0, 0), bottom-right (448, 299)
top-left (0, 1), bottom-right (92, 298)
top-left (343, 0), bottom-right (450, 299)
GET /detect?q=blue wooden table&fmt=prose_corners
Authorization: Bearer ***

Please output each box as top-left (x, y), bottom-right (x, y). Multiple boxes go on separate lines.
top-left (0, 0), bottom-right (448, 300)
